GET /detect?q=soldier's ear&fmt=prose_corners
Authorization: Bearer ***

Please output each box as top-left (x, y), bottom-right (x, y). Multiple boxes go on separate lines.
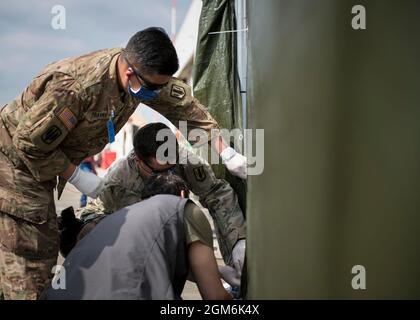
top-left (134, 156), bottom-right (141, 166)
top-left (126, 67), bottom-right (134, 77)
top-left (180, 189), bottom-right (190, 198)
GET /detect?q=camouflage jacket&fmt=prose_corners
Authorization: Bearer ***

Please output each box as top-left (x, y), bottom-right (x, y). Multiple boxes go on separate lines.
top-left (0, 48), bottom-right (219, 218)
top-left (87, 148), bottom-right (246, 265)
top-left (0, 48), bottom-right (219, 182)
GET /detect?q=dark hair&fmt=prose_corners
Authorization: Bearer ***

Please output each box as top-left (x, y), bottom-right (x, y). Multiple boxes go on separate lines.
top-left (122, 27), bottom-right (179, 75)
top-left (133, 122), bottom-right (179, 163)
top-left (141, 172), bottom-right (190, 199)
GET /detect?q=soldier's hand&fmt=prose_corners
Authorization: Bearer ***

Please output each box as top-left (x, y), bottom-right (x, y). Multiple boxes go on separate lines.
top-left (68, 166), bottom-right (104, 198)
top-left (232, 239), bottom-right (246, 276)
top-left (220, 147), bottom-right (247, 179)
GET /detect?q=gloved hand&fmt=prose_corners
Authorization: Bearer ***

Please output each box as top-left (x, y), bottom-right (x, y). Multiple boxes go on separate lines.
top-left (232, 239), bottom-right (246, 276)
top-left (68, 165), bottom-right (104, 198)
top-left (220, 147), bottom-right (247, 179)
top-left (219, 265), bottom-right (241, 288)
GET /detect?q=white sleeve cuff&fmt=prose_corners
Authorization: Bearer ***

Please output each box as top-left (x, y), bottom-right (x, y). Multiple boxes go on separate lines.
top-left (220, 147), bottom-right (237, 162)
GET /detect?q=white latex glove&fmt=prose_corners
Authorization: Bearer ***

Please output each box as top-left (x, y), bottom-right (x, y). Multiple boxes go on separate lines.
top-left (231, 239), bottom-right (246, 276)
top-left (219, 265), bottom-right (241, 288)
top-left (68, 166), bottom-right (104, 199)
top-left (220, 147), bottom-right (247, 179)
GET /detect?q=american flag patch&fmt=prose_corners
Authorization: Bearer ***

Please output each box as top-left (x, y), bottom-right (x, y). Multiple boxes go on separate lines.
top-left (58, 108), bottom-right (77, 130)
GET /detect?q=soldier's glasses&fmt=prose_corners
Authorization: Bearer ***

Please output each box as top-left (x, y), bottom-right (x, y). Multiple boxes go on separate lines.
top-left (139, 159), bottom-right (177, 176)
top-left (125, 58), bottom-right (168, 91)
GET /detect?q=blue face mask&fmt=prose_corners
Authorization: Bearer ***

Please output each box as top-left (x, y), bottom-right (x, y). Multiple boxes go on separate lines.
top-left (128, 83), bottom-right (160, 101)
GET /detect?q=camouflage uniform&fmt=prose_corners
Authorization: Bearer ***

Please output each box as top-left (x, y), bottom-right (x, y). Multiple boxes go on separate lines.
top-left (0, 48), bottom-right (219, 299)
top-left (79, 148), bottom-right (246, 266)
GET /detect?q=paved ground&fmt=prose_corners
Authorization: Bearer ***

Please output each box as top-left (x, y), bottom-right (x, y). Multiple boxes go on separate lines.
top-left (54, 180), bottom-right (225, 300)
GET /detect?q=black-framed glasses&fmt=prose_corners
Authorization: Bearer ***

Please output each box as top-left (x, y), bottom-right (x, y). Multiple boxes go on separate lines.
top-left (124, 58), bottom-right (168, 91)
top-left (139, 159), bottom-right (176, 176)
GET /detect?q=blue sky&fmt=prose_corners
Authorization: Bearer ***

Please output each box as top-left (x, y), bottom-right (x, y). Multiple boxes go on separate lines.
top-left (0, 0), bottom-right (191, 105)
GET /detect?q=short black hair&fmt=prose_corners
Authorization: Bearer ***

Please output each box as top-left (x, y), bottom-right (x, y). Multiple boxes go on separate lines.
top-left (122, 27), bottom-right (179, 75)
top-left (133, 122), bottom-right (179, 163)
top-left (141, 172), bottom-right (190, 199)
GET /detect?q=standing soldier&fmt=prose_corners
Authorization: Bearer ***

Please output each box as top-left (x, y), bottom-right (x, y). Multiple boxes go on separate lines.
top-left (0, 27), bottom-right (246, 299)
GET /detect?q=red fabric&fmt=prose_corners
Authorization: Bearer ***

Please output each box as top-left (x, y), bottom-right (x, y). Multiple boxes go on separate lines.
top-left (100, 151), bottom-right (116, 170)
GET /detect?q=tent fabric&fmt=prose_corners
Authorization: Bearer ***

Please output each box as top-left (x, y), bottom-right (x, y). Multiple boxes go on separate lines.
top-left (192, 0), bottom-right (246, 217)
top-left (193, 0), bottom-right (240, 131)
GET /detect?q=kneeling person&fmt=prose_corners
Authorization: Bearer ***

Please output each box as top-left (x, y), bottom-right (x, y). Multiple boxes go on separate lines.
top-left (42, 173), bottom-right (232, 300)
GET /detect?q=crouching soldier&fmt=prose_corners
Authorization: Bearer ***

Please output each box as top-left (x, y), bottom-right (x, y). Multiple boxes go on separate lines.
top-left (75, 122), bottom-right (246, 275)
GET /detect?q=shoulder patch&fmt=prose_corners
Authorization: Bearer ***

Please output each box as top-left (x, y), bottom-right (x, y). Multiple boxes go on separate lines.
top-left (193, 166), bottom-right (207, 182)
top-left (170, 84), bottom-right (186, 100)
top-left (30, 116), bottom-right (70, 152)
top-left (58, 107), bottom-right (77, 130)
top-left (41, 125), bottom-right (62, 145)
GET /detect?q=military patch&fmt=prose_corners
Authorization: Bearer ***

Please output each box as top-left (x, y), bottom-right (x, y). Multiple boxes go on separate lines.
top-left (193, 166), bottom-right (207, 182)
top-left (41, 125), bottom-right (62, 145)
top-left (58, 107), bottom-right (77, 130)
top-left (170, 84), bottom-right (186, 100)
